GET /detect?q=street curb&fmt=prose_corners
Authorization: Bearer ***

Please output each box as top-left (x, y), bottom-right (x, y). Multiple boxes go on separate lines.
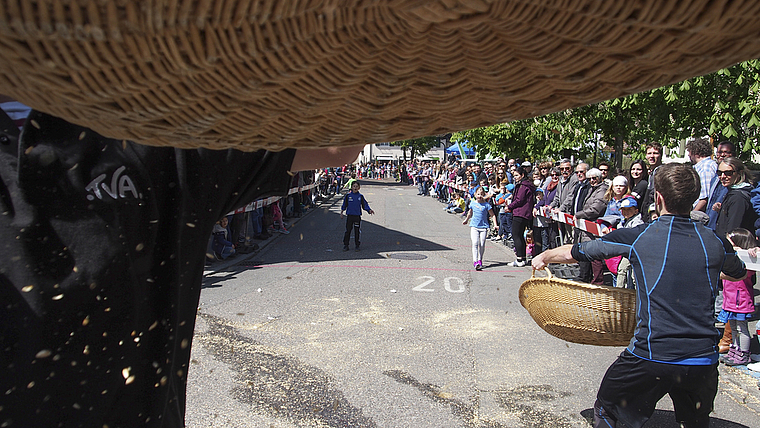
top-left (202, 193), bottom-right (343, 275)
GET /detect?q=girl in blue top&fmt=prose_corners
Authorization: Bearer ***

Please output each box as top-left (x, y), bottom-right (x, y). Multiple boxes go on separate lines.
top-left (462, 186), bottom-right (497, 270)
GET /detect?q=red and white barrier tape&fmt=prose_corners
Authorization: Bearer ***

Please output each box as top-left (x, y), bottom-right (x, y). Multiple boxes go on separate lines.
top-left (230, 183), bottom-right (317, 215)
top-left (434, 179), bottom-right (605, 237)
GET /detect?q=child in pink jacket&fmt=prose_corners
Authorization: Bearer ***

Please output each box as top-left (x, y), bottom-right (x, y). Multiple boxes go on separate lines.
top-left (719, 228), bottom-right (757, 366)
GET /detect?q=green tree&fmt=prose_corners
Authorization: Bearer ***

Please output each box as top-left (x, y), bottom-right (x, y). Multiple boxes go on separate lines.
top-left (391, 135), bottom-right (440, 160)
top-left (663, 59), bottom-right (760, 159)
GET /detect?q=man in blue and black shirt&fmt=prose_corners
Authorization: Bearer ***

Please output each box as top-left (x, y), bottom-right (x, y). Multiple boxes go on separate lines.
top-left (533, 162), bottom-right (746, 428)
top-left (341, 181), bottom-right (375, 251)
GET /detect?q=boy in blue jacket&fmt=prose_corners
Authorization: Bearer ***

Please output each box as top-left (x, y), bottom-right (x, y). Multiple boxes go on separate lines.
top-left (341, 181), bottom-right (375, 251)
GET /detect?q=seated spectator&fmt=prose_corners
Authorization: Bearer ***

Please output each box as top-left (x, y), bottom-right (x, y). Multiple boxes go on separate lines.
top-left (212, 217), bottom-right (236, 260)
top-left (445, 191), bottom-right (466, 213)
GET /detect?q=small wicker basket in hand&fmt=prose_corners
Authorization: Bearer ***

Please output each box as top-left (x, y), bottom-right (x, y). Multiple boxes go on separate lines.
top-left (519, 268), bottom-right (636, 347)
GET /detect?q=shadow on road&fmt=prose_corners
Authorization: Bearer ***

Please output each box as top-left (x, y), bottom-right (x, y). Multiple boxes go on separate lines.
top-left (579, 408), bottom-right (749, 428)
top-left (203, 180), bottom-right (454, 288)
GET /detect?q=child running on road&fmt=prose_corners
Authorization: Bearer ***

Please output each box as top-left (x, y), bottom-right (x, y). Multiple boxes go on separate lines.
top-left (719, 227), bottom-right (757, 366)
top-left (463, 186), bottom-right (498, 270)
top-left (341, 181), bottom-right (375, 251)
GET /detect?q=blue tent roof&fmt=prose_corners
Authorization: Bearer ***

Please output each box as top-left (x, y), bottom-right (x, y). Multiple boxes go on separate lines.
top-left (445, 142), bottom-right (474, 156)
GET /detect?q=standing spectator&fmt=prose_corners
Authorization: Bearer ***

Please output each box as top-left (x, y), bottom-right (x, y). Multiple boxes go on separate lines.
top-left (532, 162), bottom-right (746, 428)
top-left (598, 161), bottom-right (611, 185)
top-left (687, 137), bottom-right (717, 212)
top-left (626, 160), bottom-right (649, 209)
top-left (718, 228), bottom-right (758, 366)
top-left (535, 167), bottom-right (561, 250)
top-left (462, 186), bottom-right (498, 270)
top-left (707, 141), bottom-right (737, 229)
top-left (535, 161), bottom-right (552, 188)
top-left (506, 166), bottom-right (536, 266)
top-left (715, 157), bottom-right (756, 238)
top-left (640, 141), bottom-right (663, 219)
top-left (471, 162), bottom-right (488, 185)
top-left (521, 160), bottom-right (534, 180)
top-left (572, 168), bottom-right (609, 284)
top-left (531, 188), bottom-right (549, 255)
top-left (493, 182), bottom-right (512, 241)
top-left (550, 159), bottom-right (579, 244)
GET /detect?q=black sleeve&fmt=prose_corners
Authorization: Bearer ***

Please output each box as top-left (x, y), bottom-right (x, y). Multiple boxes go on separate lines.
top-left (570, 225), bottom-right (645, 262)
top-left (719, 235), bottom-right (747, 279)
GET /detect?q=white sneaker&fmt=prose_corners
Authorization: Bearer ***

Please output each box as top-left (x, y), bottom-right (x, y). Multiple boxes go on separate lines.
top-left (747, 361), bottom-right (760, 372)
top-left (508, 260), bottom-right (526, 267)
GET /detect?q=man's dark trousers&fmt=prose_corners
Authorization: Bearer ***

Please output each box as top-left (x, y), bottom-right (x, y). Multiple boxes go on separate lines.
top-left (344, 215), bottom-right (361, 247)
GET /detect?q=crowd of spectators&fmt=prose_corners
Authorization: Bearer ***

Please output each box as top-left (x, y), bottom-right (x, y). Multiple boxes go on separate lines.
top-left (403, 139), bottom-right (760, 369)
top-left (210, 141), bottom-right (760, 369)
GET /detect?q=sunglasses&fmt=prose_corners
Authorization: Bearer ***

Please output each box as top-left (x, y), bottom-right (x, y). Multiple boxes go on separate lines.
top-left (550, 173), bottom-right (559, 177)
top-left (560, 167), bottom-right (572, 171)
top-left (599, 168), bottom-right (608, 172)
top-left (718, 169), bottom-right (736, 177)
top-left (576, 170), bottom-right (586, 175)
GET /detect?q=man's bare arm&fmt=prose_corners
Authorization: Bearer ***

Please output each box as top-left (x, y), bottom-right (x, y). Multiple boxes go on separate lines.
top-left (290, 145), bottom-right (364, 172)
top-left (531, 244), bottom-right (577, 270)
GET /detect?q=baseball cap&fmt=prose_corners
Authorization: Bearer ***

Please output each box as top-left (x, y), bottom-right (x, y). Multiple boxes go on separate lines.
top-left (620, 196), bottom-right (637, 208)
top-left (521, 161), bottom-right (532, 167)
top-left (612, 175), bottom-right (628, 187)
top-left (506, 183), bottom-right (515, 191)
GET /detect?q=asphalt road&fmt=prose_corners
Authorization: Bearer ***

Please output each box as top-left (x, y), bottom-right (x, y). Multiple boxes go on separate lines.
top-left (187, 179), bottom-right (760, 428)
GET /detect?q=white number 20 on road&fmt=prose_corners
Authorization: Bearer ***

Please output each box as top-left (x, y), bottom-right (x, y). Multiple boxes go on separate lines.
top-left (412, 276), bottom-right (466, 293)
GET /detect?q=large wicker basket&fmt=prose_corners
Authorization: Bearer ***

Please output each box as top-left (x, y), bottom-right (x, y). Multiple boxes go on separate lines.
top-left (1, 1), bottom-right (760, 150)
top-left (519, 268), bottom-right (636, 347)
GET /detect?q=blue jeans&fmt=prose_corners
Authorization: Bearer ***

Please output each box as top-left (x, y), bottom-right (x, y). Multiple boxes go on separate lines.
top-left (249, 208), bottom-right (263, 235)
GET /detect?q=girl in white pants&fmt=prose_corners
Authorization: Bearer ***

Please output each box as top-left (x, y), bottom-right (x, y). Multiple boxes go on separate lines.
top-left (463, 186), bottom-right (497, 270)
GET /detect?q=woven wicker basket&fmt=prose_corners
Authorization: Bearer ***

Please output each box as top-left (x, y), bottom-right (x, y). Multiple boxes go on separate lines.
top-left (1, 1), bottom-right (760, 150)
top-left (519, 268), bottom-right (636, 347)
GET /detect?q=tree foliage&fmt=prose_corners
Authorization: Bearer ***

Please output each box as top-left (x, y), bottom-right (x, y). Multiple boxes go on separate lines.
top-left (390, 135), bottom-right (440, 160)
top-left (451, 59), bottom-right (760, 166)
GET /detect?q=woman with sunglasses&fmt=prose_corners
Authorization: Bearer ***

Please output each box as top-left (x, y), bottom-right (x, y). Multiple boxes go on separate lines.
top-left (506, 166), bottom-right (536, 266)
top-left (626, 160), bottom-right (649, 209)
top-left (714, 157), bottom-right (757, 239)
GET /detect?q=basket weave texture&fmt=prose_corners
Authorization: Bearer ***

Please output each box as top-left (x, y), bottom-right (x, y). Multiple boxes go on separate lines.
top-left (519, 268), bottom-right (636, 347)
top-left (1, 1), bottom-right (760, 150)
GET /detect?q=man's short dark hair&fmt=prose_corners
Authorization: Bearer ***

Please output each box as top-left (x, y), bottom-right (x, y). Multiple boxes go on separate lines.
top-left (646, 141), bottom-right (663, 154)
top-left (685, 137), bottom-right (712, 158)
top-left (717, 141), bottom-right (736, 155)
top-left (654, 163), bottom-right (700, 215)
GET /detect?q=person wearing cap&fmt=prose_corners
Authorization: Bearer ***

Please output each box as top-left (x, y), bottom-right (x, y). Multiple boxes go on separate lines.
top-left (603, 175), bottom-right (631, 224)
top-left (521, 160), bottom-right (533, 180)
top-left (613, 195), bottom-right (644, 289)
